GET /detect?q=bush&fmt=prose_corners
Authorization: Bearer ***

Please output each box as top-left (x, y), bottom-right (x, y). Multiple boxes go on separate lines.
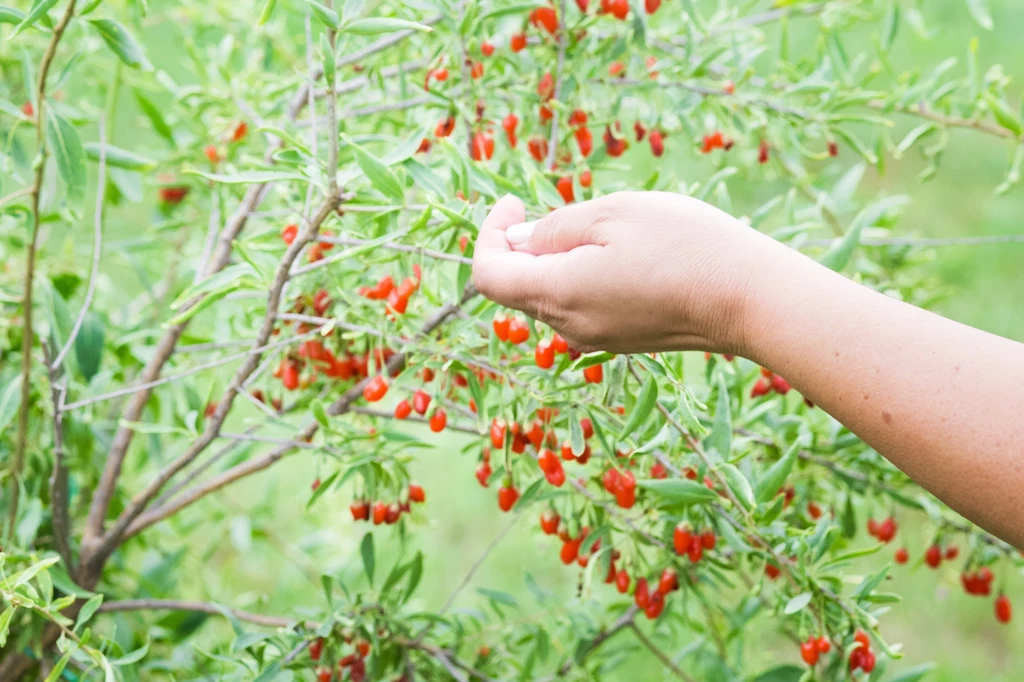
top-left (0, 0), bottom-right (1020, 680)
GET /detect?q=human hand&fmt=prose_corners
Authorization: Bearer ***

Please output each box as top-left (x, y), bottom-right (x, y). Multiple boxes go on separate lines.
top-left (472, 191), bottom-right (787, 355)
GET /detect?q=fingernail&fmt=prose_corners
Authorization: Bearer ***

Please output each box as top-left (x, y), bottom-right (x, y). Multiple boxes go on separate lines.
top-left (506, 221), bottom-right (537, 245)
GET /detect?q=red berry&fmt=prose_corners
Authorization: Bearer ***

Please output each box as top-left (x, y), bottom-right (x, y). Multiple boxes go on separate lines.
top-left (894, 547), bottom-right (909, 564)
top-left (603, 124), bottom-right (627, 156)
top-left (502, 112), bottom-right (519, 148)
top-left (644, 0), bottom-right (661, 13)
top-left (528, 136), bottom-right (548, 163)
top-left (204, 144), bottom-right (220, 164)
top-left (529, 6), bottom-right (558, 35)
top-left (765, 563), bottom-right (781, 580)
top-left (552, 334), bottom-right (569, 353)
top-left (409, 483), bottom-right (425, 503)
top-left (412, 389), bottom-right (432, 415)
top-left (429, 408), bottom-right (447, 432)
top-left (435, 116), bottom-right (456, 138)
top-left (470, 132), bottom-right (495, 161)
top-left (800, 639), bottom-right (819, 666)
top-left (481, 40), bottom-right (495, 57)
top-left (535, 340), bottom-right (555, 369)
top-left (394, 400), bottom-right (412, 420)
top-left (579, 169), bottom-right (593, 188)
top-left (924, 544), bottom-right (942, 568)
top-left (750, 377), bottom-right (771, 398)
top-left (475, 462), bottom-right (492, 487)
top-left (350, 501), bottom-right (369, 521)
top-left (508, 317), bottom-right (530, 344)
top-left (634, 577), bottom-right (650, 609)
top-left (854, 630), bottom-right (871, 651)
top-left (602, 0), bottom-right (629, 20)
top-left (723, 80), bottom-right (736, 95)
top-left (158, 186), bottom-right (190, 205)
top-left (540, 509), bottom-right (560, 535)
top-left (649, 130), bottom-right (665, 157)
top-left (372, 501), bottom-right (388, 525)
top-left (615, 568), bottom-right (630, 593)
top-left (644, 589), bottom-right (665, 619)
top-left (875, 516), bottom-right (897, 543)
top-left (497, 484), bottom-right (520, 511)
top-left (861, 650), bottom-right (876, 673)
top-left (317, 669), bottom-right (331, 682)
top-left (363, 375), bottom-right (388, 402)
top-left (996, 594), bottom-right (1012, 624)
top-left (816, 636), bottom-right (831, 653)
top-left (492, 313), bottom-right (511, 341)
top-left (574, 126), bottom-right (593, 157)
top-left (510, 33), bottom-right (527, 52)
top-left (556, 175), bottom-right (575, 204)
top-left (470, 60), bottom-right (484, 79)
top-left (770, 374), bottom-right (792, 395)
top-left (758, 139), bottom-right (770, 164)
top-left (828, 141), bottom-right (839, 157)
top-left (945, 545), bottom-right (960, 560)
top-left (583, 364), bottom-right (603, 384)
top-left (21, 101), bottom-right (34, 117)
top-left (657, 567), bottom-right (678, 595)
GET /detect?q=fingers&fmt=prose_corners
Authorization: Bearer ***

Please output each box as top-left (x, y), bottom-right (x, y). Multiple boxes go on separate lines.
top-left (507, 197), bottom-right (610, 256)
top-left (472, 195), bottom-right (552, 315)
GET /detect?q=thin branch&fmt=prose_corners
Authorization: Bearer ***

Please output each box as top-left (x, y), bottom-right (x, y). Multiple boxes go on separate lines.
top-left (629, 623), bottom-right (698, 682)
top-left (62, 325), bottom-right (325, 411)
top-left (554, 605), bottom-right (638, 677)
top-left (8, 0), bottom-right (78, 541)
top-left (439, 511), bottom-right (522, 616)
top-left (51, 113), bottom-right (106, 372)
top-left (543, 0), bottom-right (568, 170)
top-left (97, 599), bottom-right (311, 629)
top-left (43, 345), bottom-right (74, 575)
top-left (800, 233), bottom-right (1024, 248)
top-left (0, 186), bottom-right (32, 208)
top-left (320, 235), bottom-right (473, 265)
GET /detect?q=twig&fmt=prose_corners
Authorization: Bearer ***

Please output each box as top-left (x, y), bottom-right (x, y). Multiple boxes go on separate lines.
top-left (51, 114), bottom-right (106, 372)
top-left (97, 599), bottom-right (311, 629)
top-left (554, 605), bottom-right (638, 676)
top-left (8, 0), bottom-right (79, 541)
top-left (43, 345), bottom-right (74, 575)
top-left (62, 325), bottom-right (326, 411)
top-left (439, 511), bottom-right (522, 614)
top-left (320, 235), bottom-right (473, 265)
top-left (629, 623), bottom-right (698, 682)
top-left (544, 0), bottom-right (568, 170)
top-left (0, 186), bottom-right (32, 208)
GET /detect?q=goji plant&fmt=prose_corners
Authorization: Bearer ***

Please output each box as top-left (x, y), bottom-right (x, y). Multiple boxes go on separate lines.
top-left (0, 0), bottom-right (1021, 680)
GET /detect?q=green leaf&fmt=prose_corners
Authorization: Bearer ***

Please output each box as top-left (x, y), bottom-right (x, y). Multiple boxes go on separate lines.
top-left (820, 195), bottom-right (910, 271)
top-left (783, 592), bottom-right (812, 615)
top-left (74, 312), bottom-right (104, 382)
top-left (86, 18), bottom-right (150, 69)
top-left (402, 551), bottom-right (423, 604)
top-left (0, 7), bottom-right (27, 25)
top-left (984, 92), bottom-right (1023, 136)
top-left (183, 169), bottom-right (307, 185)
top-left (752, 664), bottom-right (804, 682)
top-left (74, 594), bottom-right (103, 632)
top-left (45, 108), bottom-right (87, 204)
top-left (133, 90), bottom-right (175, 145)
top-left (888, 663), bottom-right (936, 682)
top-left (360, 532), bottom-right (375, 585)
top-left (0, 607), bottom-right (14, 647)
top-left (110, 639), bottom-right (150, 665)
top-left (569, 351), bottom-right (615, 371)
top-left (306, 471), bottom-right (338, 509)
top-left (754, 442), bottom-right (798, 503)
top-left (44, 649), bottom-right (75, 682)
top-left (707, 375), bottom-right (731, 458)
top-left (966, 0), bottom-right (993, 30)
top-left (300, 0), bottom-right (339, 28)
top-left (84, 142), bottom-right (157, 171)
top-left (637, 479), bottom-right (716, 504)
top-left (720, 463), bottom-right (754, 510)
top-left (8, 556), bottom-right (59, 589)
top-left (257, 0), bottom-right (277, 25)
top-left (343, 135), bottom-right (404, 199)
top-left (620, 374), bottom-right (657, 438)
top-left (11, 0), bottom-right (56, 37)
top-left (344, 17), bottom-right (433, 35)
top-left (311, 399), bottom-right (329, 428)
top-left (569, 416), bottom-right (585, 457)
top-left (882, 2), bottom-right (900, 51)
top-left (854, 565), bottom-right (890, 600)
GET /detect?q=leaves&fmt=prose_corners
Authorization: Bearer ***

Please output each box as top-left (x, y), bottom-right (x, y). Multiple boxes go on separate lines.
top-left (300, 0), bottom-right (339, 29)
top-left (783, 592), bottom-right (812, 615)
top-left (11, 0), bottom-right (56, 37)
top-left (754, 443), bottom-right (798, 504)
top-left (84, 142), bottom-right (157, 171)
top-left (620, 374), bottom-right (657, 438)
top-left (73, 312), bottom-right (104, 382)
top-left (344, 17), bottom-right (433, 35)
top-left (638, 479), bottom-right (716, 504)
top-left (965, 0), bottom-right (993, 30)
top-left (360, 532), bottom-right (375, 585)
top-left (86, 18), bottom-right (150, 69)
top-left (45, 107), bottom-right (87, 204)
top-left (343, 135), bottom-right (404, 200)
top-left (74, 594), bottom-right (104, 632)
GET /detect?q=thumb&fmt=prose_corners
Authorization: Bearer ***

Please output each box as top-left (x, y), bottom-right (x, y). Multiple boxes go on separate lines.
top-left (506, 200), bottom-right (606, 256)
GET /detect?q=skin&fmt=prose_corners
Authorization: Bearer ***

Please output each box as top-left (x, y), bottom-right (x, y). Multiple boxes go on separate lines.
top-left (473, 192), bottom-right (1024, 549)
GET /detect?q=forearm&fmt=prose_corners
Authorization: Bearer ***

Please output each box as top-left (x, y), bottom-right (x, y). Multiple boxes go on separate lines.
top-left (741, 243), bottom-right (1024, 548)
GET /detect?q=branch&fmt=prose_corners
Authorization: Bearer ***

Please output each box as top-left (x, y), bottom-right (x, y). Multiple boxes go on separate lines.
top-left (122, 284), bottom-right (479, 538)
top-left (629, 623), bottom-right (698, 682)
top-left (97, 599), bottom-right (312, 629)
top-left (554, 605), bottom-right (638, 677)
top-left (543, 0), bottom-right (568, 170)
top-left (8, 0), bottom-right (78, 541)
top-left (43, 346), bottom-right (74, 575)
top-left (87, 196), bottom-right (341, 567)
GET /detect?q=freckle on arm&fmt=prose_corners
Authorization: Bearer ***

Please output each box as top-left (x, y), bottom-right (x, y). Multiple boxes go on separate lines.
top-left (882, 411), bottom-right (893, 425)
